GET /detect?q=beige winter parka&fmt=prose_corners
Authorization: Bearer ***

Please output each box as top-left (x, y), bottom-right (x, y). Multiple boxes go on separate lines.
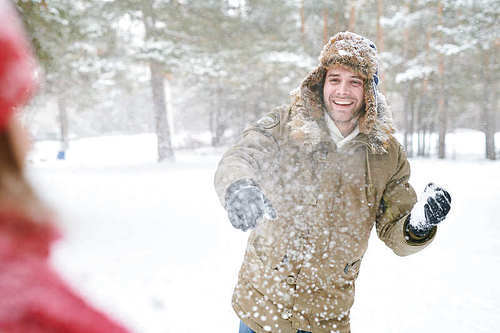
top-left (214, 32), bottom-right (436, 333)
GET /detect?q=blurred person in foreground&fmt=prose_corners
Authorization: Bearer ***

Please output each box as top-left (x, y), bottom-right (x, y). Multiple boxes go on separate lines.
top-left (0, 1), bottom-right (130, 332)
top-left (215, 31), bottom-right (452, 333)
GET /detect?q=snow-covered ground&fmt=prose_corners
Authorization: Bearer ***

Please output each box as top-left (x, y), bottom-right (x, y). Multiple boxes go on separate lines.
top-left (27, 132), bottom-right (499, 333)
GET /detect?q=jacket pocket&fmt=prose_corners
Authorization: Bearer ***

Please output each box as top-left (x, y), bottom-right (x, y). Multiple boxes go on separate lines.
top-left (250, 220), bottom-right (289, 269)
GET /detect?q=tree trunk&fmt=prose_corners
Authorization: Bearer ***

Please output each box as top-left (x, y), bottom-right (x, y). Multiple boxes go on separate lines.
top-left (57, 97), bottom-right (69, 160)
top-left (410, 84), bottom-right (417, 157)
top-left (164, 73), bottom-right (175, 144)
top-left (209, 110), bottom-right (220, 147)
top-left (150, 61), bottom-right (174, 161)
top-left (323, 7), bottom-right (328, 45)
top-left (300, 0), bottom-right (305, 44)
top-left (416, 28), bottom-right (430, 157)
top-left (210, 83), bottom-right (225, 147)
top-left (403, 84), bottom-right (411, 154)
top-left (485, 109), bottom-right (497, 160)
top-left (419, 126), bottom-right (427, 157)
top-left (402, 2), bottom-right (411, 154)
top-left (142, 0), bottom-right (174, 161)
top-left (406, 83), bottom-right (416, 157)
top-left (376, 0), bottom-right (385, 93)
top-left (333, 0), bottom-right (347, 32)
top-left (348, 3), bottom-right (356, 31)
top-left (416, 109), bottom-right (425, 156)
top-left (481, 50), bottom-right (496, 160)
top-left (437, 2), bottom-right (446, 159)
top-left (415, 93), bottom-right (424, 157)
top-left (437, 68), bottom-right (447, 159)
top-left (334, 11), bottom-right (340, 33)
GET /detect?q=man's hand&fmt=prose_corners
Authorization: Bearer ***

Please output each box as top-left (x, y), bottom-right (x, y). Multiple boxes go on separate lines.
top-left (408, 183), bottom-right (452, 237)
top-left (423, 183), bottom-right (452, 225)
top-left (225, 179), bottom-right (277, 231)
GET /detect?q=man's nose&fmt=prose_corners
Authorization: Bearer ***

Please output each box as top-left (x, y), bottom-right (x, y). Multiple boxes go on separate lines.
top-left (337, 81), bottom-right (349, 95)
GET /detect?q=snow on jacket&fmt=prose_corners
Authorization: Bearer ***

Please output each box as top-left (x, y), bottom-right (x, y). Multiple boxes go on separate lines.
top-left (0, 212), bottom-right (130, 333)
top-left (214, 32), bottom-right (436, 333)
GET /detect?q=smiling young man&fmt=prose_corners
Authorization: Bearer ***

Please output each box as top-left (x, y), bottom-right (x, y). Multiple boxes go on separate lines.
top-left (215, 32), bottom-right (452, 333)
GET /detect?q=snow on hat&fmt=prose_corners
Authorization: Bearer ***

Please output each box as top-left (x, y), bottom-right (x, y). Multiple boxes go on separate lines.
top-left (299, 31), bottom-right (390, 136)
top-left (0, 0), bottom-right (37, 131)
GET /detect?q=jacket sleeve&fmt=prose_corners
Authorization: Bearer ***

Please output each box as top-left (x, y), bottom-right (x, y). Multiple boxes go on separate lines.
top-left (214, 108), bottom-right (285, 208)
top-left (375, 142), bottom-right (436, 257)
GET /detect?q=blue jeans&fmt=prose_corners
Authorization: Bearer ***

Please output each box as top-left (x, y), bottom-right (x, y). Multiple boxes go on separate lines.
top-left (239, 321), bottom-right (311, 333)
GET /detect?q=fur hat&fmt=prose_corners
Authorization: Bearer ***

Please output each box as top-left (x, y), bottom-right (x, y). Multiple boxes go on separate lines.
top-left (298, 31), bottom-right (392, 136)
top-left (0, 0), bottom-right (37, 130)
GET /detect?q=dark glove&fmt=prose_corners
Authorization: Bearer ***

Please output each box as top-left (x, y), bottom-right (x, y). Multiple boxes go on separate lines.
top-left (225, 179), bottom-right (277, 231)
top-left (424, 183), bottom-right (452, 225)
top-left (408, 183), bottom-right (452, 237)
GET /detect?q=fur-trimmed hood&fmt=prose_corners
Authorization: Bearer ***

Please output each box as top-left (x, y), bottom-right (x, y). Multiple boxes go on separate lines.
top-left (288, 31), bottom-right (395, 154)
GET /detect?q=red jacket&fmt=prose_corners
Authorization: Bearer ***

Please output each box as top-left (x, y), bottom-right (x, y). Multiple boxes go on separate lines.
top-left (0, 1), bottom-right (131, 331)
top-left (0, 212), bottom-right (130, 333)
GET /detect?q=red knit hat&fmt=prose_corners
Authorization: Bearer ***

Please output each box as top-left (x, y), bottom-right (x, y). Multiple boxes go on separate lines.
top-left (0, 0), bottom-right (37, 130)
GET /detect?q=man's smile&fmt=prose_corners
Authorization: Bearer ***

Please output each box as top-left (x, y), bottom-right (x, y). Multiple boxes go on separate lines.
top-left (333, 99), bottom-right (354, 106)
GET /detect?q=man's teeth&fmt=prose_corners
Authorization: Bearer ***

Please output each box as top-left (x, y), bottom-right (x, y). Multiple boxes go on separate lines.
top-left (334, 100), bottom-right (352, 105)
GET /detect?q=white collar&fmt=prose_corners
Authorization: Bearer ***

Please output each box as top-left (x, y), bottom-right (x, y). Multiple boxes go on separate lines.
top-left (324, 111), bottom-right (360, 148)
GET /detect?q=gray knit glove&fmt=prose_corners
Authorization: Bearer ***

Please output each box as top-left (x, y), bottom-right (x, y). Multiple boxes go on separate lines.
top-left (225, 179), bottom-right (277, 231)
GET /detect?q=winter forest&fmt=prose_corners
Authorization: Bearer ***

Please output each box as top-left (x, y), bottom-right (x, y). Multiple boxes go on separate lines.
top-left (15, 0), bottom-right (498, 160)
top-left (9, 0), bottom-right (500, 333)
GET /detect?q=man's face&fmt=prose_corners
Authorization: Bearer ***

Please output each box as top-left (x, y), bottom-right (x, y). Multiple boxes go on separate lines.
top-left (322, 65), bottom-right (365, 125)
